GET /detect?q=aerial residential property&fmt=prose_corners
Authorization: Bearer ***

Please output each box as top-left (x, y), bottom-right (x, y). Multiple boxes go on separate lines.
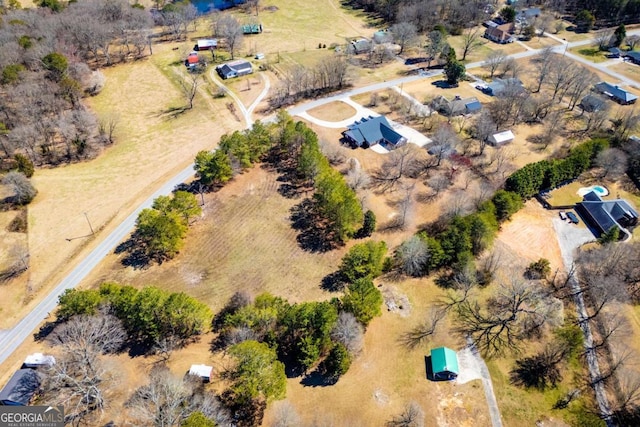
top-left (0, 0), bottom-right (639, 426)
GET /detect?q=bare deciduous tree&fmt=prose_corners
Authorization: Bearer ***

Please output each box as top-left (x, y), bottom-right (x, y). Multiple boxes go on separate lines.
top-left (483, 50), bottom-right (507, 79)
top-left (401, 306), bottom-right (445, 349)
top-left (372, 145), bottom-right (417, 192)
top-left (386, 401), bottom-right (425, 427)
top-left (460, 27), bottom-right (484, 61)
top-left (455, 279), bottom-right (563, 356)
top-left (627, 35), bottom-right (640, 50)
top-left (180, 73), bottom-right (202, 110)
top-left (217, 14), bottom-right (244, 59)
top-left (473, 110), bottom-right (496, 155)
top-left (272, 401), bottom-right (301, 427)
top-left (390, 22), bottom-right (418, 54)
top-left (596, 148), bottom-right (628, 179)
top-left (533, 46), bottom-right (555, 93)
top-left (331, 311), bottom-right (364, 355)
top-left (2, 171), bottom-right (36, 205)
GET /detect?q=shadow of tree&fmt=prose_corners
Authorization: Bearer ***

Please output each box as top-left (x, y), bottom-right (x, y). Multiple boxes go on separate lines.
top-left (300, 369), bottom-right (338, 387)
top-left (290, 199), bottom-right (336, 253)
top-left (320, 271), bottom-right (346, 292)
top-left (114, 236), bottom-right (152, 269)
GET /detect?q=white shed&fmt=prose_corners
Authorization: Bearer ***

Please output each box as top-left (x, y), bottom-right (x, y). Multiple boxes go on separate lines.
top-left (189, 364), bottom-right (213, 382)
top-left (23, 353), bottom-right (56, 368)
top-left (488, 130), bottom-right (514, 146)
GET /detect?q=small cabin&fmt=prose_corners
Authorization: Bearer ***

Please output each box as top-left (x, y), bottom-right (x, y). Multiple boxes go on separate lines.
top-left (430, 347), bottom-right (459, 381)
top-left (23, 353), bottom-right (56, 369)
top-left (189, 364), bottom-right (213, 382)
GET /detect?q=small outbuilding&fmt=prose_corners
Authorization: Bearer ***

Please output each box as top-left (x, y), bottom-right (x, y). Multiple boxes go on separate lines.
top-left (23, 353), bottom-right (56, 369)
top-left (242, 23), bottom-right (263, 34)
top-left (488, 130), bottom-right (515, 146)
top-left (189, 364), bottom-right (213, 382)
top-left (430, 347), bottom-right (459, 381)
top-left (195, 39), bottom-right (217, 51)
top-left (0, 369), bottom-right (41, 406)
top-left (185, 52), bottom-right (200, 69)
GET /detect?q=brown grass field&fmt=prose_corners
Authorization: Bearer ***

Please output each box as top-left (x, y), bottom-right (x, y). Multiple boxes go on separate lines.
top-left (307, 101), bottom-right (357, 121)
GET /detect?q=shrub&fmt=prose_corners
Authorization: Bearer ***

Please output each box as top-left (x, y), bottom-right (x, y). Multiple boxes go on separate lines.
top-left (14, 154), bottom-right (34, 178)
top-left (320, 342), bottom-right (352, 379)
top-left (525, 258), bottom-right (551, 280)
top-left (341, 278), bottom-right (383, 326)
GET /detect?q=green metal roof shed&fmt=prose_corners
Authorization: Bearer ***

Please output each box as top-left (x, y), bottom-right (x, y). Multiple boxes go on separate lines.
top-left (430, 347), bottom-right (459, 380)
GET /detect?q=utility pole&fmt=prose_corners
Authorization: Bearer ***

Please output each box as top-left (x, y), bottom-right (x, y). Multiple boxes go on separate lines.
top-left (84, 212), bottom-right (95, 235)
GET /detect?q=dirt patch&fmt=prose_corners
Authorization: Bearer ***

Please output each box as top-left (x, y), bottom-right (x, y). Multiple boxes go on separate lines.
top-left (381, 284), bottom-right (412, 317)
top-left (495, 201), bottom-right (565, 273)
top-left (307, 101), bottom-right (357, 122)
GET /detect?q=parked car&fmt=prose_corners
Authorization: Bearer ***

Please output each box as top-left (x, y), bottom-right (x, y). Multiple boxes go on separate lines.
top-left (559, 211), bottom-right (567, 220)
top-left (566, 212), bottom-right (579, 224)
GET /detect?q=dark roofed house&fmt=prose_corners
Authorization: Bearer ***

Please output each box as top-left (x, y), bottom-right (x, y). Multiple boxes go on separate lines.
top-left (576, 191), bottom-right (638, 239)
top-left (625, 51), bottom-right (640, 64)
top-left (579, 94), bottom-right (607, 113)
top-left (430, 347), bottom-right (459, 381)
top-left (432, 95), bottom-right (482, 116)
top-left (485, 78), bottom-right (524, 96)
top-left (343, 115), bottom-right (407, 149)
top-left (349, 38), bottom-right (372, 54)
top-left (0, 369), bottom-right (41, 406)
top-left (484, 23), bottom-right (514, 44)
top-left (595, 82), bottom-right (637, 105)
top-left (608, 47), bottom-right (622, 58)
top-left (216, 59), bottom-right (253, 79)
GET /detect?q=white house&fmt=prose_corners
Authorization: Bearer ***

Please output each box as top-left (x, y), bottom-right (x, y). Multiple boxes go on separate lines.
top-left (488, 130), bottom-right (514, 146)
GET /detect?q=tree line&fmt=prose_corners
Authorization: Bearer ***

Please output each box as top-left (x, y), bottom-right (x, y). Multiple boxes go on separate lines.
top-left (0, 0), bottom-right (153, 168)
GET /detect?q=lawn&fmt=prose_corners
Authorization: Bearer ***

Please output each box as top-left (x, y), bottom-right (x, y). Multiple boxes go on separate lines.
top-left (547, 182), bottom-right (585, 207)
top-left (307, 101), bottom-right (357, 121)
top-left (571, 47), bottom-right (608, 63)
top-left (609, 62), bottom-right (640, 87)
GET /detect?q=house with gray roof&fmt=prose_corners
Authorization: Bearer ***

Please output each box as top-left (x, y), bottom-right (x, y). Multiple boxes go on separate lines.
top-left (624, 51), bottom-right (640, 64)
top-left (575, 191), bottom-right (638, 239)
top-left (485, 78), bottom-right (524, 96)
top-left (594, 82), bottom-right (637, 105)
top-left (342, 116), bottom-right (407, 149)
top-left (579, 94), bottom-right (607, 113)
top-left (0, 369), bottom-right (41, 406)
top-left (432, 95), bottom-right (482, 116)
top-left (216, 59), bottom-right (253, 79)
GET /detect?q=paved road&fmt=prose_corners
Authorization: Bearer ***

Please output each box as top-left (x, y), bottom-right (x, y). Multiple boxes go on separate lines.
top-left (1, 28), bottom-right (640, 370)
top-left (467, 339), bottom-right (503, 427)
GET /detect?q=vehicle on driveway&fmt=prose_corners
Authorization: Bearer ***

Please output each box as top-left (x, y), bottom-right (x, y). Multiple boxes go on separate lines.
top-left (566, 212), bottom-right (579, 224)
top-left (559, 211), bottom-right (567, 220)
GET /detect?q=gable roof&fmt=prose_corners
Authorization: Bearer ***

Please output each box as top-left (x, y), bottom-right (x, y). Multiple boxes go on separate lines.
top-left (595, 82), bottom-right (638, 103)
top-left (487, 78), bottom-right (524, 96)
top-left (625, 51), bottom-right (640, 61)
top-left (197, 39), bottom-right (217, 49)
top-left (189, 364), bottom-right (213, 378)
top-left (0, 369), bottom-right (40, 406)
top-left (433, 96), bottom-right (482, 115)
top-left (580, 94), bottom-right (607, 112)
top-left (576, 191), bottom-right (639, 236)
top-left (227, 59), bottom-right (252, 73)
top-left (187, 52), bottom-right (199, 65)
top-left (23, 353), bottom-right (56, 368)
top-left (430, 347), bottom-right (459, 375)
top-left (344, 116), bottom-right (406, 147)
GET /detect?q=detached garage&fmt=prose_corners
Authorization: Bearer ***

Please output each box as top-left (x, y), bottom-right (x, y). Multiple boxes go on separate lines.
top-left (430, 347), bottom-right (459, 381)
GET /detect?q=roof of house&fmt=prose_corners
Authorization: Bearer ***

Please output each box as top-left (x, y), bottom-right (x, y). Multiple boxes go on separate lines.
top-left (577, 191), bottom-right (639, 234)
top-left (490, 130), bottom-right (515, 143)
top-left (189, 364), bottom-right (213, 378)
top-left (344, 116), bottom-right (405, 146)
top-left (187, 53), bottom-right (199, 65)
top-left (0, 369), bottom-right (40, 406)
top-left (625, 51), bottom-right (640, 61)
top-left (226, 59), bottom-right (252, 73)
top-left (487, 78), bottom-right (523, 95)
top-left (197, 39), bottom-right (217, 49)
top-left (430, 347), bottom-right (459, 375)
top-left (608, 47), bottom-right (622, 54)
top-left (519, 7), bottom-right (541, 18)
top-left (580, 94), bottom-right (607, 112)
top-left (433, 96), bottom-right (482, 115)
top-left (485, 26), bottom-right (512, 41)
top-left (24, 353), bottom-right (56, 368)
top-left (595, 82), bottom-right (638, 103)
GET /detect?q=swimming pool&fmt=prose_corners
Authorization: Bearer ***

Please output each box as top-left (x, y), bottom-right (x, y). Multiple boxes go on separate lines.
top-left (577, 185), bottom-right (609, 197)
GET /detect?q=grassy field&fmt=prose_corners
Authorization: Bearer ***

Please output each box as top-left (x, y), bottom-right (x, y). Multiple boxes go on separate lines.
top-left (609, 62), bottom-right (640, 86)
top-left (307, 101), bottom-right (357, 121)
top-left (0, 42), bottom-right (242, 328)
top-left (571, 47), bottom-right (609, 63)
